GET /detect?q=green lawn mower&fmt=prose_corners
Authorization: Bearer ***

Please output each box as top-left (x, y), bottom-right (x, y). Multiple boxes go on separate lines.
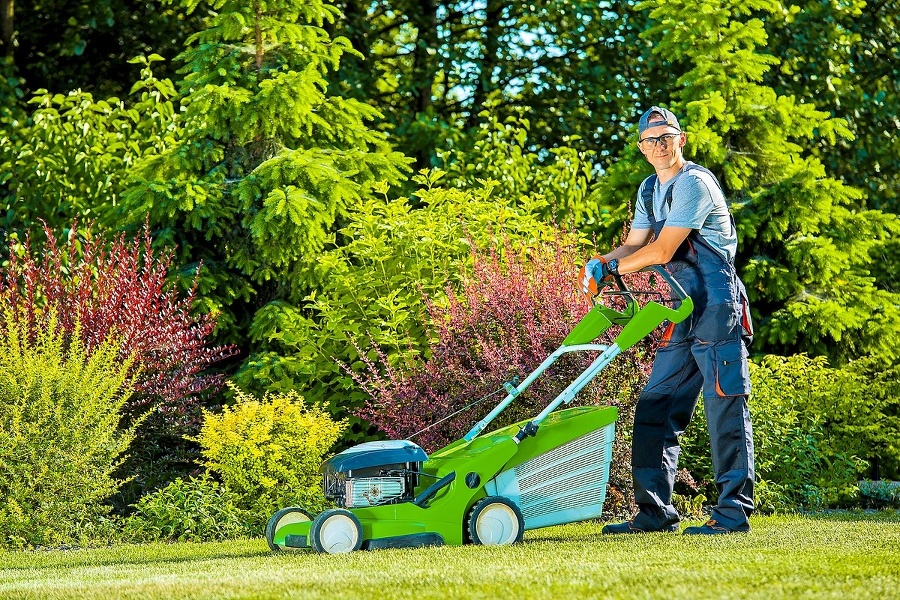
top-left (265, 266), bottom-right (693, 554)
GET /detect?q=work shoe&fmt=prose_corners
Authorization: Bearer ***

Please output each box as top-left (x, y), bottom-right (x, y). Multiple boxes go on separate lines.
top-left (682, 519), bottom-right (749, 535)
top-left (602, 520), bottom-right (679, 535)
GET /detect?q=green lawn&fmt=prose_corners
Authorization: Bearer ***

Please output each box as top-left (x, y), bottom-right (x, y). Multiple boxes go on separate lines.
top-left (2, 512), bottom-right (898, 600)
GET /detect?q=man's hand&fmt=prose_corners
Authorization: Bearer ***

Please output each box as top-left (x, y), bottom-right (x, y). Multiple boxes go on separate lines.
top-left (579, 256), bottom-right (611, 295)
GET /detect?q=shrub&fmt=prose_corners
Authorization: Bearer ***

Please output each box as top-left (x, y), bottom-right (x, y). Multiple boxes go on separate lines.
top-left (122, 475), bottom-right (253, 543)
top-left (0, 222), bottom-right (236, 414)
top-left (858, 480), bottom-right (900, 509)
top-left (0, 313), bottom-right (137, 549)
top-left (0, 222), bottom-right (238, 507)
top-left (197, 384), bottom-right (347, 528)
top-left (351, 235), bottom-right (661, 519)
top-left (833, 357), bottom-right (900, 481)
top-left (679, 354), bottom-right (866, 512)
top-left (234, 176), bottom-right (554, 445)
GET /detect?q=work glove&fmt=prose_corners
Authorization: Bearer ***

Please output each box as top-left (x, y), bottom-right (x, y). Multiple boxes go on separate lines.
top-left (579, 256), bottom-right (611, 296)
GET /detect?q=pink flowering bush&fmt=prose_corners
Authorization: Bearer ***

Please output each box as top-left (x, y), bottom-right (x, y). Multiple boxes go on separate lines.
top-left (0, 223), bottom-right (236, 415)
top-left (0, 222), bottom-right (238, 506)
top-left (350, 234), bottom-right (669, 517)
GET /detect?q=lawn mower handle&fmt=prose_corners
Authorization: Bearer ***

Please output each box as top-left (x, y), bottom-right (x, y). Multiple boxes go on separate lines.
top-left (467, 264), bottom-right (692, 444)
top-left (512, 264), bottom-right (693, 443)
top-left (643, 264), bottom-right (689, 301)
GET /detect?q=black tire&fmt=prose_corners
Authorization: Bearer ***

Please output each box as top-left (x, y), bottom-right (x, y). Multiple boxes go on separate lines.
top-left (309, 509), bottom-right (364, 554)
top-left (467, 496), bottom-right (524, 546)
top-left (265, 507), bottom-right (312, 552)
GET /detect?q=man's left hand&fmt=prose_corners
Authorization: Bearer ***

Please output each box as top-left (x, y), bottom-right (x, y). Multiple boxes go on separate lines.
top-left (579, 257), bottom-right (611, 295)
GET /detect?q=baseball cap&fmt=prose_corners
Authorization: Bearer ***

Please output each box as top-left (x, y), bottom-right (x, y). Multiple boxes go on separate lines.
top-left (638, 106), bottom-right (681, 136)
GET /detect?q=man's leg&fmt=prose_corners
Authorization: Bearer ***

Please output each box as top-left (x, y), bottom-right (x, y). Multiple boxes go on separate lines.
top-left (689, 339), bottom-right (755, 532)
top-left (627, 340), bottom-right (703, 531)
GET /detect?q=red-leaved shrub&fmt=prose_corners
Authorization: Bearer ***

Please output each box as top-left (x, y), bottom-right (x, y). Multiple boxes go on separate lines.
top-left (0, 222), bottom-right (238, 507)
top-left (0, 223), bottom-right (237, 416)
top-left (350, 234), bottom-right (668, 518)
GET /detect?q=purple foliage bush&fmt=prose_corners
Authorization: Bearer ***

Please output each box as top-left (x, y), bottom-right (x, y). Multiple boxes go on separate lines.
top-left (0, 223), bottom-right (237, 417)
top-left (0, 223), bottom-right (238, 507)
top-left (350, 235), bottom-right (670, 518)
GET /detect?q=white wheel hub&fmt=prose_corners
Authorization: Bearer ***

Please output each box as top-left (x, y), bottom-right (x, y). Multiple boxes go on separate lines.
top-left (319, 514), bottom-right (361, 553)
top-left (275, 511), bottom-right (310, 529)
top-left (475, 503), bottom-right (521, 545)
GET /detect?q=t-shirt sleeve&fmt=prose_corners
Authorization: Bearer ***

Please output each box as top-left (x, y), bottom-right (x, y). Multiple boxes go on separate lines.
top-left (665, 172), bottom-right (716, 229)
top-left (631, 178), bottom-right (652, 230)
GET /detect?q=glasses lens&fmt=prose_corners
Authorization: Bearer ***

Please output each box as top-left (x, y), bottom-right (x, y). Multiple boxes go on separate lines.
top-left (640, 133), bottom-right (678, 148)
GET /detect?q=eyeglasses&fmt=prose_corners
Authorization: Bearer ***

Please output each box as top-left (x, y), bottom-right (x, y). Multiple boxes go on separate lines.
top-left (638, 133), bottom-right (681, 148)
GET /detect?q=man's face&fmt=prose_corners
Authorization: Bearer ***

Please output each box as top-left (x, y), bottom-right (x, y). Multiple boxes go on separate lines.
top-left (638, 123), bottom-right (685, 171)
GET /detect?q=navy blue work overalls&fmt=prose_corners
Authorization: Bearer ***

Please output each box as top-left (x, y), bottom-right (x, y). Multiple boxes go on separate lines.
top-left (631, 162), bottom-right (756, 532)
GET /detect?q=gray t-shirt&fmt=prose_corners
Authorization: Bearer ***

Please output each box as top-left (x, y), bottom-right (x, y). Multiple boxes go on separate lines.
top-left (632, 164), bottom-right (737, 262)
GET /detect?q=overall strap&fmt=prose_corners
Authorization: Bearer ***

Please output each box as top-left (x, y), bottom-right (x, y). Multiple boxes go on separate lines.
top-left (661, 162), bottom-right (738, 260)
top-left (641, 174), bottom-right (658, 228)
top-left (661, 162), bottom-right (722, 209)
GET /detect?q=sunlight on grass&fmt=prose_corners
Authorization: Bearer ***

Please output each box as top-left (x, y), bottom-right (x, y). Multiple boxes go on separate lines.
top-left (1, 513), bottom-right (898, 600)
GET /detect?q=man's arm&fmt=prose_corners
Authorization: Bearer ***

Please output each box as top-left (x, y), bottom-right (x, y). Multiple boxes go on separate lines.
top-left (605, 226), bottom-right (693, 274)
top-left (602, 227), bottom-right (653, 262)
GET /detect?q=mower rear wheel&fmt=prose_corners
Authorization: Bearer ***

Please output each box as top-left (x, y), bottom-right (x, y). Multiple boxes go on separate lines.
top-left (266, 507), bottom-right (313, 552)
top-left (467, 496), bottom-right (524, 546)
top-left (309, 509), bottom-right (364, 554)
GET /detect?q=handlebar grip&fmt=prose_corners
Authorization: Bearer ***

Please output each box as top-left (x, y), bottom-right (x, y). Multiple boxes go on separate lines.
top-left (644, 265), bottom-right (689, 301)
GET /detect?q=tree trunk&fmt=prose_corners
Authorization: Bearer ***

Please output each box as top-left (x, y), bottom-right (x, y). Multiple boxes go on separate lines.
top-left (1, 0), bottom-right (13, 58)
top-left (410, 0), bottom-right (437, 169)
top-left (468, 0), bottom-right (501, 130)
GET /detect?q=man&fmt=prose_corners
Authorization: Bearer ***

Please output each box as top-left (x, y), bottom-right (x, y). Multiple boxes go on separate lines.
top-left (581, 106), bottom-right (755, 535)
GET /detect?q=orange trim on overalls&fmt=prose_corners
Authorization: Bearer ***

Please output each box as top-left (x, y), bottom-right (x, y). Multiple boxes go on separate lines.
top-left (660, 321), bottom-right (675, 347)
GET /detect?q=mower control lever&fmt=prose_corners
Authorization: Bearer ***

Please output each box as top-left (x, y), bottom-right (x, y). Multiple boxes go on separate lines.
top-left (413, 471), bottom-right (456, 508)
top-left (643, 265), bottom-right (689, 301)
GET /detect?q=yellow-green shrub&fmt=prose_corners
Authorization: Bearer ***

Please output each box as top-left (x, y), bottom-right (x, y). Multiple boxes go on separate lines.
top-left (0, 314), bottom-right (137, 548)
top-left (197, 383), bottom-right (346, 525)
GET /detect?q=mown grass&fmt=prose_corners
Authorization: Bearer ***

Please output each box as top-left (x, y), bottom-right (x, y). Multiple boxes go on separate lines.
top-left (1, 512), bottom-right (898, 600)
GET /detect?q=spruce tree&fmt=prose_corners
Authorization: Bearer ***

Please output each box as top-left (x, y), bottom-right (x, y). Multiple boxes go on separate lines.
top-left (122, 0), bottom-right (411, 342)
top-left (593, 0), bottom-right (900, 364)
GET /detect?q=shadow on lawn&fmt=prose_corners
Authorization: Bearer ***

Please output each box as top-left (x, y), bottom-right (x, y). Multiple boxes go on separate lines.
top-left (2, 543), bottom-right (271, 572)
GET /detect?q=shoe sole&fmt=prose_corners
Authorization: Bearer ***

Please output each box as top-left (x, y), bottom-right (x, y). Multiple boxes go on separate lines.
top-left (602, 523), bottom-right (680, 535)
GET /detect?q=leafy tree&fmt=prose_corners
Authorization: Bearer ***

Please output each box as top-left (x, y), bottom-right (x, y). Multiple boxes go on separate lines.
top-left (439, 107), bottom-right (601, 228)
top-left (590, 0), bottom-right (900, 365)
top-left (7, 0), bottom-right (206, 98)
top-left (327, 0), bottom-right (669, 171)
top-left (1, 55), bottom-right (177, 237)
top-left (121, 0), bottom-right (412, 345)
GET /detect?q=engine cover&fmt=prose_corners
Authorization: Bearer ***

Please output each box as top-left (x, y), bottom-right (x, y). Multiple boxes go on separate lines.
top-left (321, 440), bottom-right (428, 507)
top-left (322, 440), bottom-right (428, 474)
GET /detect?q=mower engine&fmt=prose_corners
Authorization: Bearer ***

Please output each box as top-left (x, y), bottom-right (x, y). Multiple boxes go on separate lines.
top-left (321, 440), bottom-right (429, 508)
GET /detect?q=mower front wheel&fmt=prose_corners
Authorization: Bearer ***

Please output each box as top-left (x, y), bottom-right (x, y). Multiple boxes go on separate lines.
top-left (309, 509), bottom-right (364, 554)
top-left (266, 507), bottom-right (313, 552)
top-left (467, 496), bottom-right (524, 546)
